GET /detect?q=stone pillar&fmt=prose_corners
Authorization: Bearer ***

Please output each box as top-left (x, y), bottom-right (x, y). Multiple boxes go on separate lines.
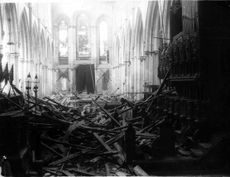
top-left (51, 68), bottom-right (56, 93)
top-left (152, 53), bottom-right (160, 85)
top-left (69, 67), bottom-right (75, 92)
top-left (41, 64), bottom-right (45, 96)
top-left (18, 58), bottom-right (24, 92)
top-left (13, 53), bottom-right (19, 87)
top-left (47, 67), bottom-right (52, 95)
top-left (148, 55), bottom-right (153, 86)
top-left (53, 24), bottom-right (59, 64)
top-left (133, 56), bottom-right (137, 96)
top-left (38, 62), bottom-right (42, 97)
top-left (29, 60), bottom-right (34, 78)
top-left (45, 65), bottom-right (48, 95)
top-left (0, 44), bottom-right (3, 89)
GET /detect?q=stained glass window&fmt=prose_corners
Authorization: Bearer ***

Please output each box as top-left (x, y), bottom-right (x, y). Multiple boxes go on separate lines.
top-left (77, 14), bottom-right (90, 58)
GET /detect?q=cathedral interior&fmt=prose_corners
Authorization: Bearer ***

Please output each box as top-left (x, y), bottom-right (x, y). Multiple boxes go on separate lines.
top-left (0, 0), bottom-right (230, 176)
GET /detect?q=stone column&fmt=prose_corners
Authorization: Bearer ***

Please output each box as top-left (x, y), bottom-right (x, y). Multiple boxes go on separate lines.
top-left (69, 67), bottom-right (75, 93)
top-left (0, 44), bottom-right (3, 89)
top-left (13, 53), bottom-right (19, 87)
top-left (38, 62), bottom-right (42, 97)
top-left (41, 64), bottom-right (45, 96)
top-left (152, 53), bottom-right (160, 85)
top-left (53, 24), bottom-right (59, 64)
top-left (45, 65), bottom-right (48, 95)
top-left (47, 66), bottom-right (52, 95)
top-left (51, 68), bottom-right (56, 93)
top-left (29, 59), bottom-right (34, 78)
top-left (148, 55), bottom-right (153, 86)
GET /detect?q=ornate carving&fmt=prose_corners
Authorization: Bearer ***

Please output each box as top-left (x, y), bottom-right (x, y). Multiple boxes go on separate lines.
top-left (171, 0), bottom-right (182, 14)
top-left (158, 43), bottom-right (170, 79)
top-left (58, 68), bottom-right (69, 81)
top-left (168, 32), bottom-right (199, 78)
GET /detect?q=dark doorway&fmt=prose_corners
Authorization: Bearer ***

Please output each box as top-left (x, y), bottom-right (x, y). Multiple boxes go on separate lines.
top-left (75, 64), bottom-right (95, 93)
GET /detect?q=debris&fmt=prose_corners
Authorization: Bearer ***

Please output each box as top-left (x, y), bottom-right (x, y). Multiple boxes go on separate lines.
top-left (0, 83), bottom-right (228, 176)
top-left (133, 165), bottom-right (149, 176)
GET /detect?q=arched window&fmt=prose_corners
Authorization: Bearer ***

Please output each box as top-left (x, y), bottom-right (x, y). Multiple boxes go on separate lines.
top-left (99, 21), bottom-right (109, 64)
top-left (58, 20), bottom-right (68, 58)
top-left (77, 14), bottom-right (90, 58)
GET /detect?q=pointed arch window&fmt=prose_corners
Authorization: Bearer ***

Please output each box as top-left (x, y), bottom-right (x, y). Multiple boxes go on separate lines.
top-left (99, 21), bottom-right (109, 63)
top-left (77, 14), bottom-right (90, 58)
top-left (58, 20), bottom-right (68, 58)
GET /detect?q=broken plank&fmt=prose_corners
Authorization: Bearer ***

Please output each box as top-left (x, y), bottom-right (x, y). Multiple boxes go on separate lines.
top-left (41, 136), bottom-right (94, 150)
top-left (80, 125), bottom-right (119, 134)
top-left (133, 165), bottom-right (149, 176)
top-left (111, 125), bottom-right (128, 131)
top-left (49, 152), bottom-right (80, 166)
top-left (41, 142), bottom-right (64, 158)
top-left (93, 132), bottom-right (113, 152)
top-left (114, 142), bottom-right (126, 165)
top-left (59, 170), bottom-right (75, 176)
top-left (69, 168), bottom-right (97, 176)
top-left (105, 133), bottom-right (124, 146)
top-left (92, 99), bottom-right (121, 126)
top-left (105, 163), bottom-right (110, 176)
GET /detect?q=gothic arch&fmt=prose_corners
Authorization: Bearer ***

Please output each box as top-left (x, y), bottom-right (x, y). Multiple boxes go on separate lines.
top-left (47, 38), bottom-right (52, 62)
top-left (0, 5), bottom-right (4, 40)
top-left (133, 8), bottom-right (144, 96)
top-left (32, 23), bottom-right (39, 62)
top-left (19, 8), bottom-right (29, 60)
top-left (96, 15), bottom-right (110, 25)
top-left (51, 42), bottom-right (54, 62)
top-left (115, 37), bottom-right (120, 65)
top-left (134, 9), bottom-right (144, 56)
top-left (76, 12), bottom-right (91, 58)
top-left (0, 3), bottom-right (19, 68)
top-left (41, 30), bottom-right (46, 63)
top-left (148, 2), bottom-right (161, 86)
top-left (144, 1), bottom-right (160, 52)
top-left (4, 3), bottom-right (18, 46)
top-left (74, 11), bottom-right (91, 24)
top-left (96, 15), bottom-right (111, 64)
top-left (55, 14), bottom-right (70, 26)
top-left (126, 22), bottom-right (132, 62)
top-left (121, 28), bottom-right (126, 64)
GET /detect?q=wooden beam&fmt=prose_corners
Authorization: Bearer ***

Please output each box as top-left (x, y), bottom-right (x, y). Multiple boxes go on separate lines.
top-left (93, 133), bottom-right (113, 152)
top-left (133, 165), bottom-right (149, 176)
top-left (92, 99), bottom-right (121, 127)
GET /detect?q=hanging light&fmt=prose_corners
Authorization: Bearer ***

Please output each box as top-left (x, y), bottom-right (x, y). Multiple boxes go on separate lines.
top-left (26, 73), bottom-right (32, 91)
top-left (33, 74), bottom-right (39, 93)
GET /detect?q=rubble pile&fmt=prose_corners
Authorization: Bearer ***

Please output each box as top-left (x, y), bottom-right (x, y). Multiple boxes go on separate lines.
top-left (1, 85), bottom-right (156, 176)
top-left (39, 92), bottom-right (155, 176)
top-left (1, 77), bottom-right (230, 176)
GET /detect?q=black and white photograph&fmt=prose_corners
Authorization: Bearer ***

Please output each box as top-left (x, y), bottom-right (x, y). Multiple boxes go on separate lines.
top-left (0, 0), bottom-right (230, 176)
